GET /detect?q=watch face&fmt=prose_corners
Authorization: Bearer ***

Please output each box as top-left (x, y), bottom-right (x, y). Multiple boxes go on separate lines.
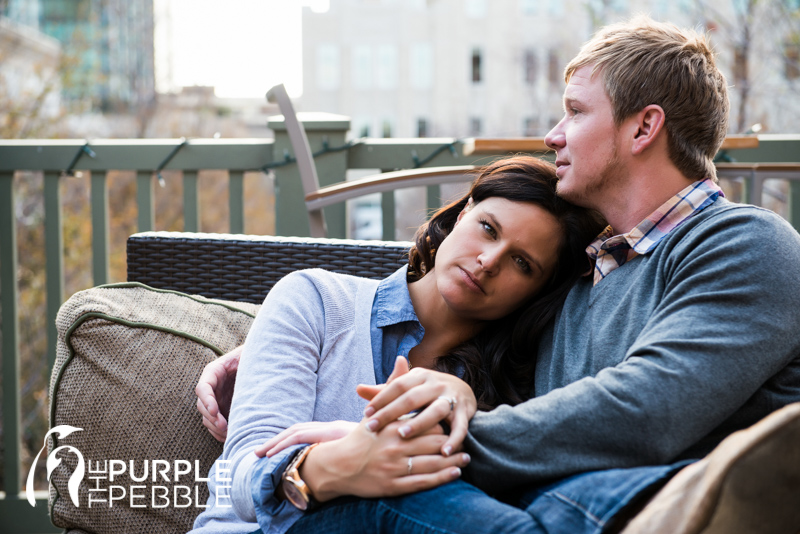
top-left (284, 482), bottom-right (308, 511)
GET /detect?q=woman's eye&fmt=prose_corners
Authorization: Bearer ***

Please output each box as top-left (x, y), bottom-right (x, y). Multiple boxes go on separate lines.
top-left (515, 256), bottom-right (532, 273)
top-left (480, 220), bottom-right (497, 238)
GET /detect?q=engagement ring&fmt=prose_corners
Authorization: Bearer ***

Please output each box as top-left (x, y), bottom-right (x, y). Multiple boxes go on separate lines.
top-left (438, 396), bottom-right (457, 413)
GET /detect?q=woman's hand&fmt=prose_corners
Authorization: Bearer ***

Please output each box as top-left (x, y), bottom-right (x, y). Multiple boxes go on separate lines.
top-left (356, 357), bottom-right (478, 457)
top-left (254, 420), bottom-right (357, 458)
top-left (195, 345), bottom-right (243, 442)
top-left (300, 419), bottom-right (470, 501)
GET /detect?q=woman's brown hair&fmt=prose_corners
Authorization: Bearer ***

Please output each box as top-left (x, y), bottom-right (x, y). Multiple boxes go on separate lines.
top-left (409, 156), bottom-right (606, 409)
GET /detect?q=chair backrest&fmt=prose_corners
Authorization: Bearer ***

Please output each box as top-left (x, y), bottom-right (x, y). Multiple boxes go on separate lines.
top-left (267, 84), bottom-right (328, 237)
top-left (266, 83), bottom-right (478, 238)
top-left (127, 232), bottom-right (412, 303)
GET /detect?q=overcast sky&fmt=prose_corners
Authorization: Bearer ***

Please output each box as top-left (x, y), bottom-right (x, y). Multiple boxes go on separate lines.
top-left (153, 0), bottom-right (329, 98)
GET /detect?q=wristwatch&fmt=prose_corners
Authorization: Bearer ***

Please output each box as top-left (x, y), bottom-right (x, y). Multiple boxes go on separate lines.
top-left (281, 443), bottom-right (320, 511)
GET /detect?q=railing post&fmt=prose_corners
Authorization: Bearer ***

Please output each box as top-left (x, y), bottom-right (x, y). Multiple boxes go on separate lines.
top-left (381, 191), bottom-right (396, 241)
top-left (229, 171), bottom-right (245, 234)
top-left (91, 172), bottom-right (110, 285)
top-left (426, 184), bottom-right (441, 218)
top-left (136, 171), bottom-right (155, 232)
top-left (747, 169), bottom-right (763, 208)
top-left (1, 171), bottom-right (21, 499)
top-left (790, 181), bottom-right (800, 232)
top-left (269, 113), bottom-right (351, 238)
top-left (183, 171), bottom-right (200, 233)
top-left (44, 172), bottom-right (64, 371)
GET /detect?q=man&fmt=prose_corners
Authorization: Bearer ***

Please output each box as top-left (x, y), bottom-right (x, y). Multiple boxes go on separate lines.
top-left (197, 16), bottom-right (800, 533)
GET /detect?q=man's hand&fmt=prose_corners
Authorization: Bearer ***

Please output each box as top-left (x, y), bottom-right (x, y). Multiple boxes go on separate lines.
top-left (196, 345), bottom-right (243, 442)
top-left (254, 420), bottom-right (357, 458)
top-left (300, 419), bottom-right (470, 502)
top-left (357, 356), bottom-right (477, 457)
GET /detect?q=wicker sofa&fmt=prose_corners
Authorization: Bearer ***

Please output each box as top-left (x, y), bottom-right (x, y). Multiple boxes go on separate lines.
top-left (46, 231), bottom-right (800, 534)
top-left (47, 232), bottom-right (411, 534)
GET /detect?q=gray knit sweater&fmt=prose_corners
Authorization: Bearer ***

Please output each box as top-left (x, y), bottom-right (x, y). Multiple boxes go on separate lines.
top-left (465, 198), bottom-right (800, 492)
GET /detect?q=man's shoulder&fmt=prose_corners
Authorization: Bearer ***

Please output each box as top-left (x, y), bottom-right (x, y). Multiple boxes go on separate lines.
top-left (692, 197), bottom-right (788, 223)
top-left (667, 197), bottom-right (800, 250)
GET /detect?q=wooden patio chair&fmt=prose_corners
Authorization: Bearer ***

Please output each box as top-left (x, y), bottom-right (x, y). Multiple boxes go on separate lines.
top-left (266, 84), bottom-right (478, 238)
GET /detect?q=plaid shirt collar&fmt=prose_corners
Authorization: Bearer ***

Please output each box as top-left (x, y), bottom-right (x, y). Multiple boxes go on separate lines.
top-left (587, 179), bottom-right (724, 285)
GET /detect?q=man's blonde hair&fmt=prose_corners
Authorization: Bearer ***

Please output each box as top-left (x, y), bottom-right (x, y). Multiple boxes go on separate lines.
top-left (565, 15), bottom-right (729, 180)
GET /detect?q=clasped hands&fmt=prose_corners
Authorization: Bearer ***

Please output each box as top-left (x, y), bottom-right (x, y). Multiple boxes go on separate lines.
top-left (196, 351), bottom-right (476, 501)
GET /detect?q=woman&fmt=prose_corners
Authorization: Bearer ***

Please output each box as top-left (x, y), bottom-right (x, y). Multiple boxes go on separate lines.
top-left (191, 156), bottom-right (605, 533)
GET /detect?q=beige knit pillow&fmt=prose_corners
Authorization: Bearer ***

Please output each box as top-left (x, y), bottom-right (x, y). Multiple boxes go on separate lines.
top-left (47, 283), bottom-right (260, 534)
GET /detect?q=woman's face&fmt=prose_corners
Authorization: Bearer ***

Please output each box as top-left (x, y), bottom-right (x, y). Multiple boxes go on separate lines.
top-left (433, 196), bottom-right (562, 321)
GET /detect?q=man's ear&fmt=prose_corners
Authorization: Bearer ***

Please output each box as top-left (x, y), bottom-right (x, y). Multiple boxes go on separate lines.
top-left (631, 105), bottom-right (666, 155)
top-left (455, 197), bottom-right (474, 225)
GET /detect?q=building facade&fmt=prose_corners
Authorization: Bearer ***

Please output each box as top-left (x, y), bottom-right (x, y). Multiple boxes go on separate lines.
top-left (4, 0), bottom-right (155, 113)
top-left (0, 14), bottom-right (61, 137)
top-left (298, 0), bottom-right (800, 238)
top-left (300, 0), bottom-right (800, 138)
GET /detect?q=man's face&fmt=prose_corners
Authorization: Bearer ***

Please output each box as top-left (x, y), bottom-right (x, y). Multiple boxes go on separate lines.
top-left (545, 65), bottom-right (626, 209)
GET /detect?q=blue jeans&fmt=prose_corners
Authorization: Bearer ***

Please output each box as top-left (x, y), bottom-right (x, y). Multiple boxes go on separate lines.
top-left (280, 461), bottom-right (693, 534)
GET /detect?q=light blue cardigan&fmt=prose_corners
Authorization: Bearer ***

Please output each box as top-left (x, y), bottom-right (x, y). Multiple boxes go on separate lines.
top-left (191, 269), bottom-right (380, 534)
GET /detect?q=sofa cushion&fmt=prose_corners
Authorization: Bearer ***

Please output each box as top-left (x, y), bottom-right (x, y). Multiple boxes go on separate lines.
top-left (48, 282), bottom-right (260, 534)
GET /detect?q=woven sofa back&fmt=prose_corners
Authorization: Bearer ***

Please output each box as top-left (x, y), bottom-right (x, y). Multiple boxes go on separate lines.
top-left (127, 232), bottom-right (412, 303)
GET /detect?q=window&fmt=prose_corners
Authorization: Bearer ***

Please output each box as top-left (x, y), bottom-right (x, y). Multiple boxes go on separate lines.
top-left (307, 0), bottom-right (330, 13)
top-left (353, 117), bottom-right (372, 138)
top-left (316, 44), bottom-right (340, 90)
top-left (352, 45), bottom-right (373, 89)
top-left (8, 0), bottom-right (41, 26)
top-left (547, 0), bottom-right (564, 16)
top-left (733, 46), bottom-right (747, 84)
top-left (410, 43), bottom-right (434, 89)
top-left (417, 118), bottom-right (429, 137)
top-left (520, 0), bottom-right (537, 15)
top-left (548, 49), bottom-right (561, 85)
top-left (610, 0), bottom-right (627, 12)
top-left (376, 45), bottom-right (398, 89)
top-left (524, 49), bottom-right (538, 84)
top-left (465, 0), bottom-right (487, 18)
top-left (523, 117), bottom-right (537, 136)
top-left (471, 48), bottom-right (483, 83)
top-left (469, 117), bottom-right (482, 136)
top-left (785, 44), bottom-right (800, 80)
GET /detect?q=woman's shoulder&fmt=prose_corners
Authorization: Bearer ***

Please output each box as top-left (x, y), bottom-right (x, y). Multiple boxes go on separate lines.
top-left (270, 269), bottom-right (379, 312)
top-left (278, 268), bottom-right (380, 291)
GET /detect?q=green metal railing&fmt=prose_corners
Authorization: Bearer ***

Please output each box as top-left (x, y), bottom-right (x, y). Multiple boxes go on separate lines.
top-left (1, 116), bottom-right (799, 532)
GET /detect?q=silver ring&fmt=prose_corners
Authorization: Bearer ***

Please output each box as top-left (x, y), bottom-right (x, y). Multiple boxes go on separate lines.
top-left (407, 457), bottom-right (413, 475)
top-left (438, 396), bottom-right (456, 413)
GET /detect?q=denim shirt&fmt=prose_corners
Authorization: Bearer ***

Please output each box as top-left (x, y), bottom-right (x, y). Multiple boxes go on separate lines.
top-left (370, 265), bottom-right (426, 383)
